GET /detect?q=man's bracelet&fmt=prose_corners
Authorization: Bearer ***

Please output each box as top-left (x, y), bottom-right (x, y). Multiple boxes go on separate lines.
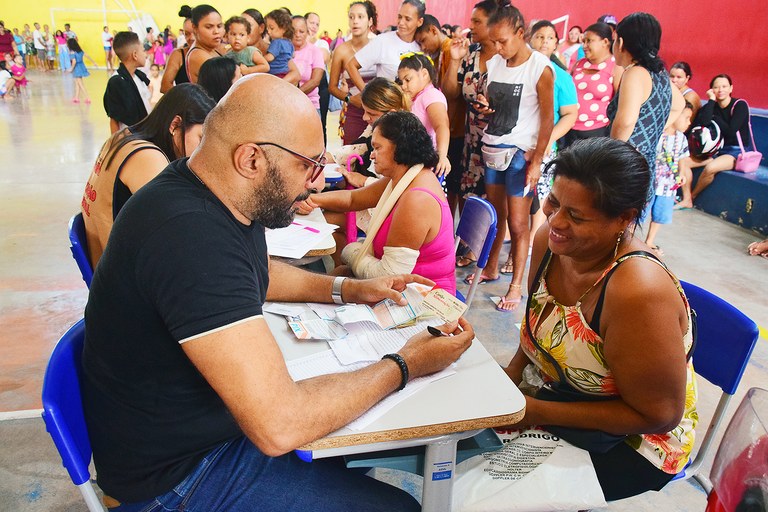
top-left (331, 276), bottom-right (346, 304)
top-left (382, 353), bottom-right (409, 391)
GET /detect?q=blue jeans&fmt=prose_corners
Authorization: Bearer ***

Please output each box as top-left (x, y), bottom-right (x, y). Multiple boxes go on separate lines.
top-left (109, 436), bottom-right (420, 512)
top-left (484, 145), bottom-right (528, 196)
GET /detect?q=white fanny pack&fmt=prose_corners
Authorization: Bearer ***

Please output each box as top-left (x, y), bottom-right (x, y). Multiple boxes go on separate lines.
top-left (482, 145), bottom-right (519, 171)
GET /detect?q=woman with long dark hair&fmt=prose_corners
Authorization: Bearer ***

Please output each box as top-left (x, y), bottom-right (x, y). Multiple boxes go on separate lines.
top-left (328, 1), bottom-right (378, 143)
top-left (608, 12), bottom-right (684, 170)
top-left (81, 83), bottom-right (216, 266)
top-left (242, 8), bottom-right (269, 54)
top-left (185, 4), bottom-right (226, 84)
top-left (197, 56), bottom-right (240, 102)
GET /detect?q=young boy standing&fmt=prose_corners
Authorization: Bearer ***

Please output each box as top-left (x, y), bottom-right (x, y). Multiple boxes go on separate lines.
top-left (103, 32), bottom-right (151, 133)
top-left (645, 103), bottom-right (694, 255)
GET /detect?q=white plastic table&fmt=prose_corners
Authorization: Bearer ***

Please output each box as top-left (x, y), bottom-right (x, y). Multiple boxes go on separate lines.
top-left (266, 313), bottom-right (526, 511)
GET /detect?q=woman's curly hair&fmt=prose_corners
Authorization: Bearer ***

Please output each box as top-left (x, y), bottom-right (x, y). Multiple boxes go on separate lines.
top-left (372, 111), bottom-right (439, 168)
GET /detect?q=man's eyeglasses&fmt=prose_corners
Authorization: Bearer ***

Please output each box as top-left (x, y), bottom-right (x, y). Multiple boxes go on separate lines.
top-left (256, 142), bottom-right (326, 182)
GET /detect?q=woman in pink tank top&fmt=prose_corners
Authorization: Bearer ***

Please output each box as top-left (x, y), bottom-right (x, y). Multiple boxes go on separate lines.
top-left (300, 111), bottom-right (456, 292)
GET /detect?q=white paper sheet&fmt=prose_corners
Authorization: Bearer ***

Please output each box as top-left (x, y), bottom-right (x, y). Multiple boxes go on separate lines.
top-left (306, 303), bottom-right (339, 320)
top-left (262, 303), bottom-right (307, 317)
top-left (346, 366), bottom-right (456, 430)
top-left (285, 348), bottom-right (456, 431)
top-left (265, 220), bottom-right (337, 258)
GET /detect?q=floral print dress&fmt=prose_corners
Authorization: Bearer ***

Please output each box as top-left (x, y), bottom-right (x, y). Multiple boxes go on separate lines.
top-left (457, 43), bottom-right (490, 198)
top-left (521, 250), bottom-right (698, 474)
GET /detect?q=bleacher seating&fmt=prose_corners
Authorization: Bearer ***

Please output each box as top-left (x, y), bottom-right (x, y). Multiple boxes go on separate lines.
top-left (690, 109), bottom-right (768, 236)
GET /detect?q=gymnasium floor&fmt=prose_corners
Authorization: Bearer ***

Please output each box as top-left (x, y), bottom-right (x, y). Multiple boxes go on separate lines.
top-left (0, 69), bottom-right (766, 511)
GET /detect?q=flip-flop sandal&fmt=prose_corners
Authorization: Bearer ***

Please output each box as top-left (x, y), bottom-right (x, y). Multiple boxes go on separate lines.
top-left (649, 245), bottom-right (665, 256)
top-left (494, 296), bottom-right (522, 312)
top-left (673, 204), bottom-right (692, 211)
top-left (456, 256), bottom-right (477, 268)
top-left (500, 260), bottom-right (514, 275)
top-left (463, 273), bottom-right (500, 285)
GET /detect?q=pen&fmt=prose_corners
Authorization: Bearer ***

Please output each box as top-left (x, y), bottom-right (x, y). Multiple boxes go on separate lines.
top-left (292, 222), bottom-right (320, 233)
top-left (427, 325), bottom-right (451, 337)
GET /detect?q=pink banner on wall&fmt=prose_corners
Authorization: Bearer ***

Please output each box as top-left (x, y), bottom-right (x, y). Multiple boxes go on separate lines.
top-left (372, 0), bottom-right (768, 107)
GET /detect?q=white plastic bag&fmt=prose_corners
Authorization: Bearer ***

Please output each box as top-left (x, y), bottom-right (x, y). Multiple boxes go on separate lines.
top-left (452, 427), bottom-right (606, 512)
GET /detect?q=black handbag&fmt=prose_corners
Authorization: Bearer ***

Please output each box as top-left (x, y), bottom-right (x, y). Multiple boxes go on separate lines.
top-left (524, 250), bottom-right (697, 454)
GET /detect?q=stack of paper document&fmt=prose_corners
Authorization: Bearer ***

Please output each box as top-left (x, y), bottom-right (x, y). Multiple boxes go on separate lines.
top-left (265, 219), bottom-right (338, 258)
top-left (286, 347), bottom-right (455, 430)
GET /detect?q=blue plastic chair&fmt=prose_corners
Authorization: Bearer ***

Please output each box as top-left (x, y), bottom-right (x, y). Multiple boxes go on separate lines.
top-left (41, 319), bottom-right (104, 512)
top-left (672, 281), bottom-right (760, 493)
top-left (454, 196), bottom-right (497, 308)
top-left (68, 213), bottom-right (93, 288)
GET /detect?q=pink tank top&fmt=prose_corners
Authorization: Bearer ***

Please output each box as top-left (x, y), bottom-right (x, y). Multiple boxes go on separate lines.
top-left (571, 57), bottom-right (616, 131)
top-left (372, 187), bottom-right (456, 293)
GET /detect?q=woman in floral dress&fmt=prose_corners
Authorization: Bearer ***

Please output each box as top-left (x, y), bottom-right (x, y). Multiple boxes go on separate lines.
top-left (502, 138), bottom-right (698, 501)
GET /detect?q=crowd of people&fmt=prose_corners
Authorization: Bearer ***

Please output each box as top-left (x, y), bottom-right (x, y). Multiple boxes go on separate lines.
top-left (3, 0), bottom-right (763, 509)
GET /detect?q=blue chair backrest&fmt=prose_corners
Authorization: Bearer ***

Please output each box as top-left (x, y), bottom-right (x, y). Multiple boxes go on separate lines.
top-left (456, 197), bottom-right (497, 268)
top-left (681, 281), bottom-right (759, 395)
top-left (69, 213), bottom-right (93, 288)
top-left (41, 319), bottom-right (93, 486)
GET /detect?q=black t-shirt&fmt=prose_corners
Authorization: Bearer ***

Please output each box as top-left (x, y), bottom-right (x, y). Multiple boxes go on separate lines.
top-left (695, 97), bottom-right (751, 148)
top-left (81, 158), bottom-right (269, 502)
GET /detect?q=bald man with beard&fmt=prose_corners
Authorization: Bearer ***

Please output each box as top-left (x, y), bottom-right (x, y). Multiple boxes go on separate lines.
top-left (80, 74), bottom-right (474, 511)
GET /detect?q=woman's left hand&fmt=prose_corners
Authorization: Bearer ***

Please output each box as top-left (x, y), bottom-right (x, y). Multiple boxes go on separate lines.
top-left (340, 169), bottom-right (369, 188)
top-left (434, 155), bottom-right (452, 177)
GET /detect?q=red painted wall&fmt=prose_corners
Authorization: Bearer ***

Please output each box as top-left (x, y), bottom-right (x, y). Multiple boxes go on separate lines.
top-left (373, 0), bottom-right (768, 107)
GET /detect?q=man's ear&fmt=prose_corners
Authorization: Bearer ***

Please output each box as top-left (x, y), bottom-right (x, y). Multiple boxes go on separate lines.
top-left (233, 143), bottom-right (265, 180)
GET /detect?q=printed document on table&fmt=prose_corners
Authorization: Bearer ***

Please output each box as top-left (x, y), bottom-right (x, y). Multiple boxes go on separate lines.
top-left (329, 319), bottom-right (438, 364)
top-left (265, 220), bottom-right (337, 258)
top-left (285, 349), bottom-right (456, 431)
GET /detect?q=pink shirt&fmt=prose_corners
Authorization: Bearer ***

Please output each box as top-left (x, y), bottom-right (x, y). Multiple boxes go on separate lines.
top-left (571, 57), bottom-right (616, 131)
top-left (11, 64), bottom-right (27, 86)
top-left (372, 187), bottom-right (456, 293)
top-left (293, 43), bottom-right (324, 109)
top-left (410, 83), bottom-right (447, 147)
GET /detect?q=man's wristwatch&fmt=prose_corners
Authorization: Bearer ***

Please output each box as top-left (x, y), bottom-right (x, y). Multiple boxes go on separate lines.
top-left (332, 276), bottom-right (346, 304)
top-left (345, 93), bottom-right (351, 104)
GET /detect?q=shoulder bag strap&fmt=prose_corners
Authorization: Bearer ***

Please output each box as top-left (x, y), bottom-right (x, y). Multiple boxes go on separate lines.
top-left (732, 98), bottom-right (756, 151)
top-left (524, 249), bottom-right (570, 384)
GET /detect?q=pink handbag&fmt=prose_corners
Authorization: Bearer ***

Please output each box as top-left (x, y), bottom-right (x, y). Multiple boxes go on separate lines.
top-left (732, 100), bottom-right (762, 173)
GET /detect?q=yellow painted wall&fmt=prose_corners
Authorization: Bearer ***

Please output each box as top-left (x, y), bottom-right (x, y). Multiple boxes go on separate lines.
top-left (2, 1), bottom-right (350, 67)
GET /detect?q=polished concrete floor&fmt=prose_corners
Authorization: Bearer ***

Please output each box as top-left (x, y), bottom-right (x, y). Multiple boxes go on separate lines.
top-left (1, 70), bottom-right (766, 510)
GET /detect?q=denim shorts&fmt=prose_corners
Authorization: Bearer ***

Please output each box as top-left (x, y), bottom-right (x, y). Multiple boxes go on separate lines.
top-left (484, 145), bottom-right (528, 196)
top-left (650, 194), bottom-right (674, 224)
top-left (717, 145), bottom-right (741, 160)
